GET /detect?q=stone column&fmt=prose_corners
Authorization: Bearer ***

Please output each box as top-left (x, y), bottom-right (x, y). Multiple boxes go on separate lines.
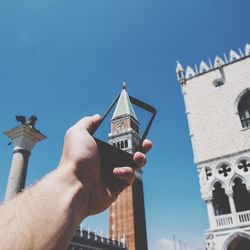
top-left (226, 191), bottom-right (238, 225)
top-left (206, 199), bottom-right (216, 228)
top-left (4, 124), bottom-right (46, 200)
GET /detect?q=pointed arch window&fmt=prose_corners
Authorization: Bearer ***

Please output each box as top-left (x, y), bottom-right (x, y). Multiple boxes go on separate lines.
top-left (238, 90), bottom-right (250, 128)
top-left (233, 177), bottom-right (250, 212)
top-left (212, 182), bottom-right (231, 215)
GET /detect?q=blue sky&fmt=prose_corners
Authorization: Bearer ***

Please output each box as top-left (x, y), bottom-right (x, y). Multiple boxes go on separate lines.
top-left (0, 0), bottom-right (249, 249)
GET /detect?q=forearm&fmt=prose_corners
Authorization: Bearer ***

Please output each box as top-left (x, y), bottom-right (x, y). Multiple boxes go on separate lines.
top-left (0, 166), bottom-right (88, 250)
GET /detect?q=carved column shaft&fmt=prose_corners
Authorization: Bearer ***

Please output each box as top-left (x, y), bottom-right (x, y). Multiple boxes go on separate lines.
top-left (226, 191), bottom-right (238, 225)
top-left (227, 194), bottom-right (236, 214)
top-left (5, 149), bottom-right (30, 200)
top-left (206, 200), bottom-right (216, 228)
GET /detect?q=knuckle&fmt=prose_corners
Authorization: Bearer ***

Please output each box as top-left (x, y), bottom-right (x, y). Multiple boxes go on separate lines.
top-left (65, 127), bottom-right (74, 138)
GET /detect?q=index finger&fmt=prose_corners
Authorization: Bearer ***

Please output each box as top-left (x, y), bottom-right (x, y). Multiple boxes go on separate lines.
top-left (140, 139), bottom-right (152, 154)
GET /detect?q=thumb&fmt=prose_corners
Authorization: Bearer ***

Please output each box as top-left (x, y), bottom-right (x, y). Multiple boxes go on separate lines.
top-left (74, 114), bottom-right (102, 134)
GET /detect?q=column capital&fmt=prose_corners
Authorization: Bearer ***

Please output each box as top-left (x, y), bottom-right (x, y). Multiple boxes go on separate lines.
top-left (13, 148), bottom-right (31, 155)
top-left (4, 124), bottom-right (46, 152)
top-left (225, 189), bottom-right (234, 197)
top-left (205, 197), bottom-right (213, 203)
top-left (202, 192), bottom-right (213, 202)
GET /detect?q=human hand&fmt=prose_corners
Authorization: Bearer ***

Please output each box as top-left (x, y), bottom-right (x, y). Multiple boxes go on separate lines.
top-left (59, 114), bottom-right (152, 219)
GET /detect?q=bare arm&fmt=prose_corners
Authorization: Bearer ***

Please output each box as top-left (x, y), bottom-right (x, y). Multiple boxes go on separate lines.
top-left (0, 167), bottom-right (85, 250)
top-left (0, 115), bottom-right (152, 250)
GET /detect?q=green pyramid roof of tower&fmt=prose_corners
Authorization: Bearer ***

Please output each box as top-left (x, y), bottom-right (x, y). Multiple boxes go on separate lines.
top-left (112, 83), bottom-right (138, 120)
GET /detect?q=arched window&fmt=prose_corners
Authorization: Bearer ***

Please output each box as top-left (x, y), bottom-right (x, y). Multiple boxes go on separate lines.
top-left (228, 237), bottom-right (250, 250)
top-left (212, 182), bottom-right (231, 215)
top-left (238, 90), bottom-right (250, 128)
top-left (125, 140), bottom-right (128, 148)
top-left (121, 141), bottom-right (124, 149)
top-left (233, 177), bottom-right (250, 212)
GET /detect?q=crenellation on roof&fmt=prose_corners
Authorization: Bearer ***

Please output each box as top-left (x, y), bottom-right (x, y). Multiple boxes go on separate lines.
top-left (176, 43), bottom-right (250, 83)
top-left (245, 43), bottom-right (250, 56)
top-left (199, 61), bottom-right (210, 73)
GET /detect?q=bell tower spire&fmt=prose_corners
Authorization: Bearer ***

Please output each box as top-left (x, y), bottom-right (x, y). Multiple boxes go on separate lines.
top-left (123, 81), bottom-right (126, 89)
top-left (108, 83), bottom-right (148, 250)
top-left (109, 84), bottom-right (140, 154)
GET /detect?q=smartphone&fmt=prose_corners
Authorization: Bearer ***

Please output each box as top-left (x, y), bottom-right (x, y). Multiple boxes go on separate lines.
top-left (92, 94), bottom-right (156, 183)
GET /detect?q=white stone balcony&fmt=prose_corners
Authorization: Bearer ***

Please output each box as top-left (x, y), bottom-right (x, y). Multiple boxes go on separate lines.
top-left (214, 210), bottom-right (250, 229)
top-left (215, 214), bottom-right (233, 227)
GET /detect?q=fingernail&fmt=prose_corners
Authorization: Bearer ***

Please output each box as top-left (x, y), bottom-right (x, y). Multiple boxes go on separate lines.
top-left (114, 168), bottom-right (125, 175)
top-left (113, 168), bottom-right (120, 175)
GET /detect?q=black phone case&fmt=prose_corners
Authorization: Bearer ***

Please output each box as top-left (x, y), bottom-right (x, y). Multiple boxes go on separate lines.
top-left (93, 94), bottom-right (156, 182)
top-left (94, 138), bottom-right (135, 182)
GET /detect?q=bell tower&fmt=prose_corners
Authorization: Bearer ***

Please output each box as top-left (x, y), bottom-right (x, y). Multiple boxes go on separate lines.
top-left (108, 83), bottom-right (148, 250)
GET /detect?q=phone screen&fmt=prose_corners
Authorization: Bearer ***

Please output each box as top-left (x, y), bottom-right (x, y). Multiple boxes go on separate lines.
top-left (93, 94), bottom-right (156, 154)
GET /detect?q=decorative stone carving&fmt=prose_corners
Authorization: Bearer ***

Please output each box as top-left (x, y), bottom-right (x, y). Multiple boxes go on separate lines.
top-left (185, 66), bottom-right (195, 78)
top-left (214, 56), bottom-right (224, 67)
top-left (229, 49), bottom-right (240, 61)
top-left (200, 61), bottom-right (210, 73)
top-left (218, 164), bottom-right (232, 177)
top-left (238, 159), bottom-right (250, 173)
top-left (245, 43), bottom-right (250, 56)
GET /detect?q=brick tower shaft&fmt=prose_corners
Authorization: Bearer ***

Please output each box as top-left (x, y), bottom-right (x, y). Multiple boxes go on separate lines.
top-left (108, 83), bottom-right (148, 250)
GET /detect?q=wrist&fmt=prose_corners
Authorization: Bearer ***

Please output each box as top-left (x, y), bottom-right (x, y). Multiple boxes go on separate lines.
top-left (55, 165), bottom-right (90, 223)
top-left (0, 165), bottom-right (90, 250)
